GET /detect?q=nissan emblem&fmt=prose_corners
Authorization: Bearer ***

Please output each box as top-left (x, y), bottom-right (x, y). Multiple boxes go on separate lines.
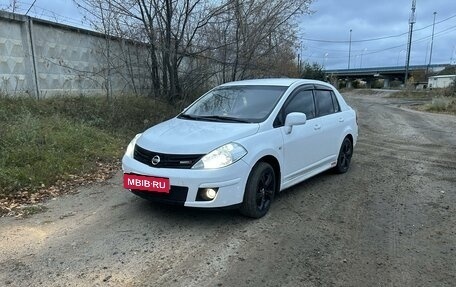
top-left (151, 155), bottom-right (161, 166)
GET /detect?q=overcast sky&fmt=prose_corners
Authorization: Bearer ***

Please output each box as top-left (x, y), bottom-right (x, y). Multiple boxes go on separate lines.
top-left (300, 0), bottom-right (456, 69)
top-left (1, 0), bottom-right (455, 70)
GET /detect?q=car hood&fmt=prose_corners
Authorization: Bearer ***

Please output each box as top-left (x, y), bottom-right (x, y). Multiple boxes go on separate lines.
top-left (136, 117), bottom-right (260, 154)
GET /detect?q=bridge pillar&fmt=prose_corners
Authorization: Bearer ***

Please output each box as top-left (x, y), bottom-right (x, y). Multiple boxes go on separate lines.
top-left (346, 79), bottom-right (352, 88)
top-left (329, 76), bottom-right (338, 88)
top-left (383, 77), bottom-right (390, 89)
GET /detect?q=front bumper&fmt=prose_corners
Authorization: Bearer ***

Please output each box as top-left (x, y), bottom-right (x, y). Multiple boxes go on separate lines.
top-left (122, 155), bottom-right (250, 208)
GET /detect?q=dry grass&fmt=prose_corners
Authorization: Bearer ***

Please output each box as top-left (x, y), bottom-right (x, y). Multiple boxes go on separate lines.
top-left (0, 95), bottom-right (177, 196)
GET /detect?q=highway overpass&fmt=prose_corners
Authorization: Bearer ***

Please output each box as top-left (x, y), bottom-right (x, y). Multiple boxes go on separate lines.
top-left (325, 64), bottom-right (448, 88)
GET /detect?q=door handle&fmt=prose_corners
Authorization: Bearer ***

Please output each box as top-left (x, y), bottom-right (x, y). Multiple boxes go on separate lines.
top-left (338, 117), bottom-right (344, 122)
top-left (314, 124), bottom-right (321, 130)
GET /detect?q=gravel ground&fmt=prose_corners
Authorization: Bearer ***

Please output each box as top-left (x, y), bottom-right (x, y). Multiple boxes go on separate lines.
top-left (1, 91), bottom-right (455, 287)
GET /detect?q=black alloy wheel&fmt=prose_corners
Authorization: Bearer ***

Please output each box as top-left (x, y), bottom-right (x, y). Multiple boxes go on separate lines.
top-left (240, 162), bottom-right (276, 218)
top-left (334, 137), bottom-right (353, 174)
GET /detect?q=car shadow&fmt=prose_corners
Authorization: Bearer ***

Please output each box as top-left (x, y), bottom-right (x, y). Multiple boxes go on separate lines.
top-left (125, 164), bottom-right (357, 224)
top-left (275, 169), bottom-right (334, 198)
top-left (129, 196), bottom-right (245, 225)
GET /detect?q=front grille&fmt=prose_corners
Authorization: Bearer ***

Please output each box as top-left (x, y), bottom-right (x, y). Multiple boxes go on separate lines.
top-left (134, 145), bottom-right (204, 169)
top-left (131, 186), bottom-right (188, 205)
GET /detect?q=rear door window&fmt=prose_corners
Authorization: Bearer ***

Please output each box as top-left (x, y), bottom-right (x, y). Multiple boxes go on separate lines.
top-left (314, 90), bottom-right (335, 117)
top-left (330, 91), bottom-right (341, 112)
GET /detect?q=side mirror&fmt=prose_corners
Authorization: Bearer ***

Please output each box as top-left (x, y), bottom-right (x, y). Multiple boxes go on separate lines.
top-left (284, 112), bottom-right (307, 134)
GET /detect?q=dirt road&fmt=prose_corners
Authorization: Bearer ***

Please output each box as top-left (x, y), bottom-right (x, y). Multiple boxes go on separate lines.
top-left (1, 91), bottom-right (455, 287)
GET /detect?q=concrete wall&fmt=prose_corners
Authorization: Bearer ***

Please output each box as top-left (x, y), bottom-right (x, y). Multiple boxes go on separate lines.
top-left (0, 11), bottom-right (152, 98)
top-left (0, 13), bottom-right (34, 96)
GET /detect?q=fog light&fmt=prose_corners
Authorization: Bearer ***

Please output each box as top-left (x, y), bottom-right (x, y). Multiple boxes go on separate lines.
top-left (197, 188), bottom-right (219, 201)
top-left (205, 188), bottom-right (217, 199)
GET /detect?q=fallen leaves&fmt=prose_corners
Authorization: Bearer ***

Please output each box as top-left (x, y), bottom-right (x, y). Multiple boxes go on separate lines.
top-left (0, 160), bottom-right (120, 218)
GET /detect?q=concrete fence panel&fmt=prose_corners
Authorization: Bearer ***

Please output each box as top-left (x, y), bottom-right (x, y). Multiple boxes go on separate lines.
top-left (0, 11), bottom-right (152, 98)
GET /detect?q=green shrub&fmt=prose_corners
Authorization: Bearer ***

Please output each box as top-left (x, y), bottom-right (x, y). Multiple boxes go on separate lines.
top-left (423, 97), bottom-right (456, 114)
top-left (428, 97), bottom-right (449, 111)
top-left (444, 80), bottom-right (456, 97)
top-left (0, 95), bottom-right (177, 195)
top-left (372, 79), bottom-right (384, 89)
top-left (0, 113), bottom-right (121, 193)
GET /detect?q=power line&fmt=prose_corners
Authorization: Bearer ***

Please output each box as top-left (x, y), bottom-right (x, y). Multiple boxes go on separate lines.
top-left (300, 31), bottom-right (407, 43)
top-left (25, 0), bottom-right (37, 15)
top-left (12, 0), bottom-right (92, 29)
top-left (300, 10), bottom-right (456, 67)
top-left (299, 13), bottom-right (456, 44)
top-left (304, 24), bottom-right (456, 61)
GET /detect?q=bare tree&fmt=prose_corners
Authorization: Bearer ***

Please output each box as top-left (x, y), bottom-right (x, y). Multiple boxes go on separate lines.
top-left (11, 0), bottom-right (19, 13)
top-left (76, 0), bottom-right (224, 98)
top-left (199, 0), bottom-right (310, 83)
top-left (228, 0), bottom-right (310, 80)
top-left (74, 0), bottom-right (312, 100)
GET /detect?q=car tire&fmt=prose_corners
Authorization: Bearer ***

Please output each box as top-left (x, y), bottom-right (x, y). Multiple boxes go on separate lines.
top-left (334, 137), bottom-right (353, 174)
top-left (240, 162), bottom-right (276, 219)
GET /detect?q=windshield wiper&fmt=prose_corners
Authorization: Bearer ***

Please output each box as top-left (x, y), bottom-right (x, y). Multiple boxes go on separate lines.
top-left (178, 114), bottom-right (201, 120)
top-left (197, 115), bottom-right (251, 123)
top-left (179, 114), bottom-right (251, 123)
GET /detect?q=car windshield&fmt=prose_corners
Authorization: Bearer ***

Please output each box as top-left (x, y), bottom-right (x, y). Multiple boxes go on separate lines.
top-left (180, 85), bottom-right (287, 123)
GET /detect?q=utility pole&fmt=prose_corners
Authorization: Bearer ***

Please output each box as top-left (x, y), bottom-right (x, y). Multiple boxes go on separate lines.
top-left (348, 29), bottom-right (352, 69)
top-left (427, 11), bottom-right (437, 75)
top-left (404, 0), bottom-right (416, 86)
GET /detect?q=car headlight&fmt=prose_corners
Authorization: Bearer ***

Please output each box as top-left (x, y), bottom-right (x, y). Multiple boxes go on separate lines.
top-left (125, 133), bottom-right (142, 157)
top-left (192, 143), bottom-right (247, 169)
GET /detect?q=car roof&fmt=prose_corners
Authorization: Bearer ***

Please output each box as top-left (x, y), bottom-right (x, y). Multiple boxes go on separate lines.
top-left (219, 78), bottom-right (328, 87)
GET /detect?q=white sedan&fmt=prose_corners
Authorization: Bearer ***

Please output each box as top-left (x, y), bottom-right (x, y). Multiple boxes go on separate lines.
top-left (122, 78), bottom-right (358, 218)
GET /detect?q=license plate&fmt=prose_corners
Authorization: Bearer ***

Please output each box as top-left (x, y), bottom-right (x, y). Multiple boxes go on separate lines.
top-left (123, 173), bottom-right (170, 193)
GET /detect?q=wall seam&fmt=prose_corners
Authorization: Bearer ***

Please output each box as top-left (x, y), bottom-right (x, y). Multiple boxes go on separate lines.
top-left (27, 17), bottom-right (40, 99)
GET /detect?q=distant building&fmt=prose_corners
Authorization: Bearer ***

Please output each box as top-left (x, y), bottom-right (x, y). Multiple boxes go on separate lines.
top-left (428, 75), bottom-right (456, 89)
